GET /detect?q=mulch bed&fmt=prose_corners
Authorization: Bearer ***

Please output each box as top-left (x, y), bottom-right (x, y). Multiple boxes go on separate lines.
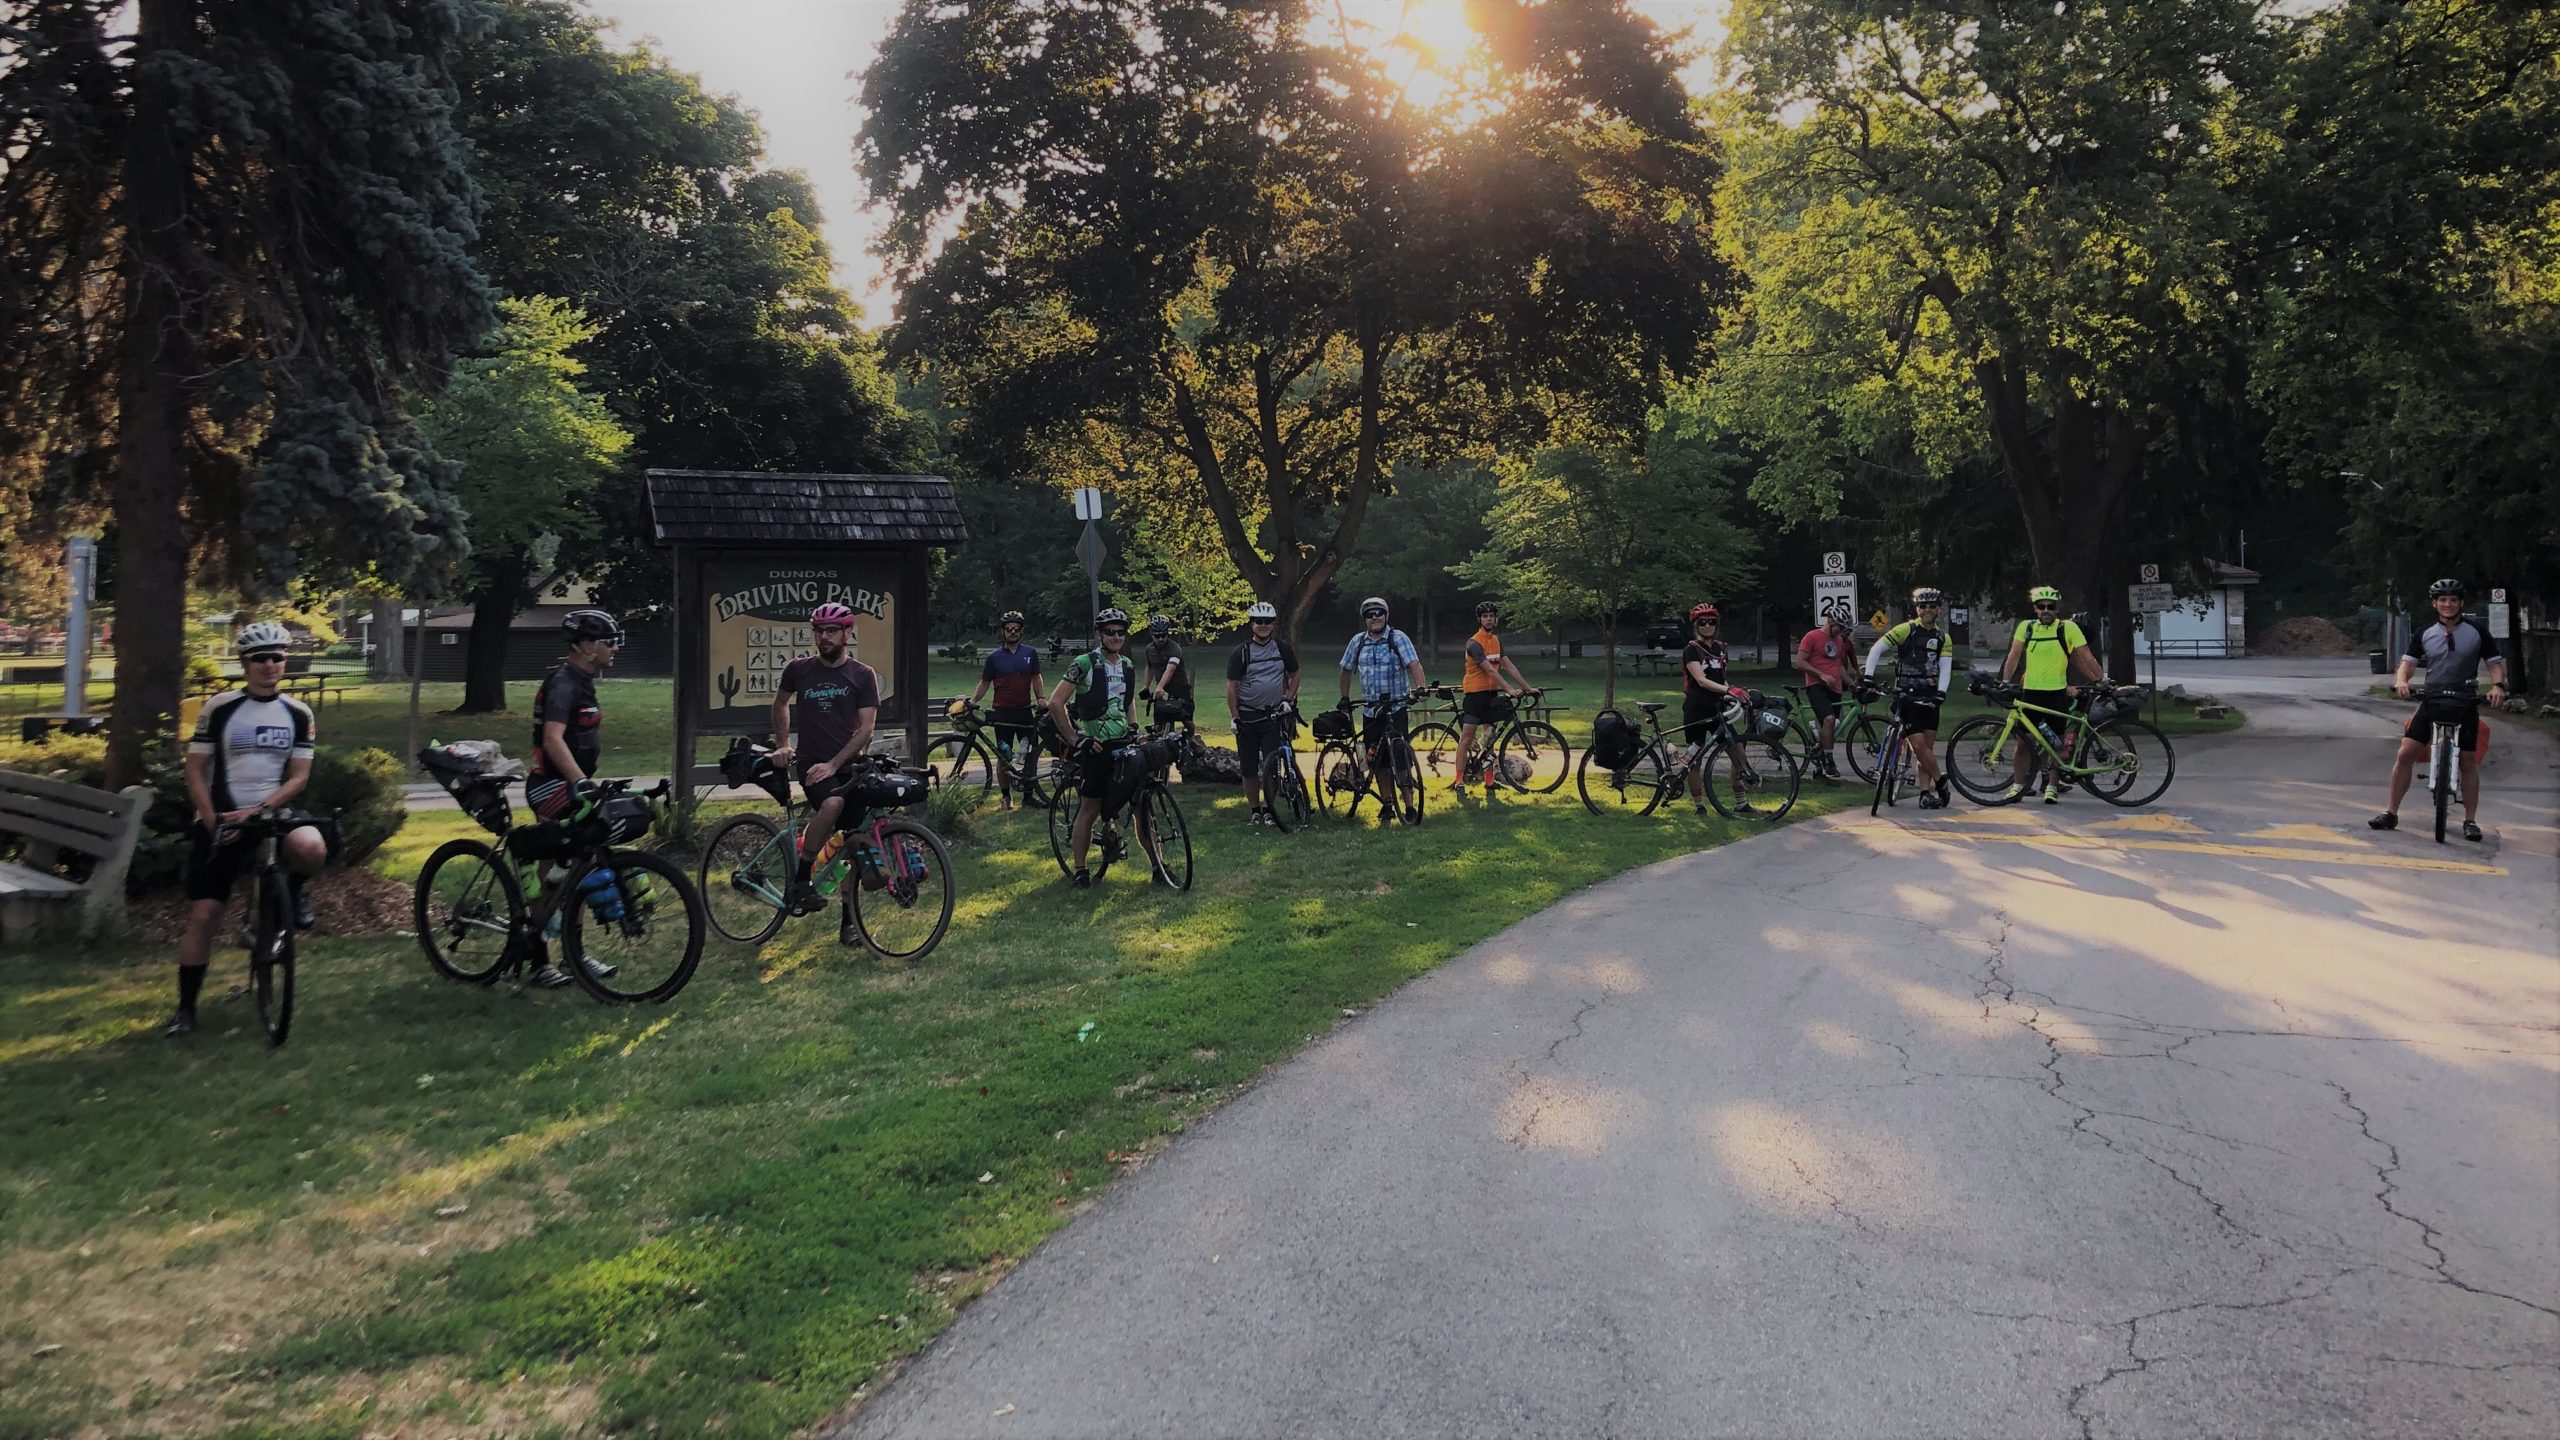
top-left (129, 865), bottom-right (415, 944)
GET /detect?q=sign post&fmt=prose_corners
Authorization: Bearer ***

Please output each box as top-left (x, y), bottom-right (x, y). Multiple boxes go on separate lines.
top-left (2130, 581), bottom-right (2175, 723)
top-left (1074, 487), bottom-right (1105, 632)
top-left (63, 535), bottom-right (95, 718)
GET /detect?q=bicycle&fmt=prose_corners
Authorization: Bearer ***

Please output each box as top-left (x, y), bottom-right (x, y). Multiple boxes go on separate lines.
top-left (221, 809), bottom-right (337, 1048)
top-left (923, 697), bottom-right (1059, 809)
top-left (1314, 694), bottom-right (1426, 825)
top-left (1782, 682), bottom-right (1889, 781)
top-left (696, 741), bottom-right (957, 960)
top-left (1863, 692), bottom-right (1938, 815)
top-left (1046, 735), bottom-right (1194, 888)
top-left (1573, 695), bottom-right (1802, 820)
top-left (1943, 678), bottom-right (2175, 809)
top-left (1239, 700), bottom-right (1313, 832)
top-left (412, 755), bottom-right (707, 1004)
top-left (1408, 685), bottom-right (1573, 794)
top-left (2405, 684), bottom-right (2481, 843)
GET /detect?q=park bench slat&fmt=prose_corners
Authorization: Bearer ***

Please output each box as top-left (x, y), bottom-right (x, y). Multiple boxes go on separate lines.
top-left (0, 789), bottom-right (133, 851)
top-left (0, 862), bottom-right (84, 897)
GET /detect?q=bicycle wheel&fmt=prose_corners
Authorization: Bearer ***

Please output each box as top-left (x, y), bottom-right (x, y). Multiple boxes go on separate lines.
top-left (415, 837), bottom-right (526, 983)
top-left (1263, 748), bottom-right (1311, 832)
top-left (561, 850), bottom-right (704, 1003)
top-left (1047, 786), bottom-right (1083, 878)
top-left (1498, 719), bottom-right (1572, 793)
top-left (1016, 744), bottom-right (1064, 810)
top-left (1943, 716), bottom-right (2026, 805)
top-left (2432, 729), bottom-right (2453, 843)
top-left (1871, 728), bottom-right (1903, 815)
top-left (698, 812), bottom-right (789, 945)
top-left (1389, 739), bottom-right (1426, 825)
top-left (1408, 722), bottom-right (1461, 784)
top-left (1576, 741), bottom-right (1672, 817)
top-left (921, 733), bottom-right (997, 796)
top-left (2077, 718), bottom-right (2176, 808)
top-left (1843, 714), bottom-right (1888, 782)
top-left (252, 870), bottom-right (295, 1048)
top-left (852, 819), bottom-right (956, 960)
top-left (1314, 741), bottom-right (1361, 817)
top-left (1705, 737), bottom-right (1802, 821)
top-left (1141, 784), bottom-right (1193, 889)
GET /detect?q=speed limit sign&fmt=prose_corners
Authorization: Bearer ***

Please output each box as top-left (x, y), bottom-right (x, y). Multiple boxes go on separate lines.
top-left (1814, 573), bottom-right (1858, 628)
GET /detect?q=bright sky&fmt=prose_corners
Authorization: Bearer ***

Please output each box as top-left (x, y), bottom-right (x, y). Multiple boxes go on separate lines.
top-left (583, 1), bottom-right (1730, 322)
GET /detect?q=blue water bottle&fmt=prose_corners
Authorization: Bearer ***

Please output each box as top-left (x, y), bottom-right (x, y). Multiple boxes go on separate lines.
top-left (580, 868), bottom-right (624, 921)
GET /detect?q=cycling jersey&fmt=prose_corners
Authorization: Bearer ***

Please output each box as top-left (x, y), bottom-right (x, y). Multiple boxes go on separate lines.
top-left (2012, 618), bottom-right (2088, 691)
top-left (1144, 637), bottom-right (1191, 699)
top-left (529, 663), bottom-right (602, 780)
top-left (189, 690), bottom-right (315, 811)
top-left (980, 642), bottom-right (1043, 708)
top-left (2405, 619), bottom-right (2498, 691)
top-left (1461, 627), bottom-right (1507, 694)
top-left (1681, 638), bottom-right (1728, 695)
top-left (1063, 649), bottom-right (1136, 743)
top-left (1867, 621), bottom-right (1953, 695)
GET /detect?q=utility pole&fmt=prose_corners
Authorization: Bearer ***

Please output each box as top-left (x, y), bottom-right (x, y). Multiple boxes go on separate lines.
top-left (1074, 487), bottom-right (1105, 632)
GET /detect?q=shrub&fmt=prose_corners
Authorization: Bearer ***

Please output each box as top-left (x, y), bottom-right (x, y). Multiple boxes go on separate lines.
top-left (304, 747), bottom-right (406, 864)
top-left (921, 779), bottom-right (989, 841)
top-left (186, 653), bottom-right (227, 691)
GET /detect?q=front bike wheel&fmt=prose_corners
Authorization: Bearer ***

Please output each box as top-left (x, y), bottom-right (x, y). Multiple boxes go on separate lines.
top-left (921, 734), bottom-right (997, 796)
top-left (1498, 719), bottom-right (1572, 793)
top-left (1843, 714), bottom-right (1888, 782)
top-left (1141, 784), bottom-right (1193, 889)
top-left (1871, 728), bottom-right (1905, 815)
top-left (1705, 737), bottom-right (1802, 821)
top-left (1013, 739), bottom-right (1062, 809)
top-left (1314, 741), bottom-right (1361, 818)
top-left (1047, 786), bottom-right (1084, 878)
top-left (1263, 748), bottom-right (1311, 832)
top-left (561, 850), bottom-right (705, 1004)
top-left (1577, 742), bottom-right (1672, 817)
top-left (698, 812), bottom-right (789, 945)
top-left (852, 819), bottom-right (956, 961)
top-left (252, 872), bottom-right (295, 1048)
top-left (1943, 716), bottom-right (2025, 805)
top-left (2078, 718), bottom-right (2176, 808)
top-left (415, 838), bottom-right (526, 983)
top-left (2431, 729), bottom-right (2454, 843)
top-left (1408, 722), bottom-right (1461, 784)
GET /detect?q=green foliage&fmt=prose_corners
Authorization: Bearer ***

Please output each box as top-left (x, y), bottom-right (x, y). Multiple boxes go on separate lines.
top-left (921, 780), bottom-right (991, 842)
top-left (184, 654), bottom-right (225, 692)
top-left (0, 729), bottom-right (191, 892)
top-left (303, 747), bottom-right (408, 866)
top-left (1336, 465), bottom-right (1498, 626)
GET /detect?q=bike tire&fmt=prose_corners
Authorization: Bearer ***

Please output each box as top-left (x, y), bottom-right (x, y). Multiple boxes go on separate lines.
top-left (1314, 741), bottom-right (1360, 818)
top-left (415, 837), bottom-right (526, 983)
top-left (561, 850), bottom-right (705, 1004)
top-left (2432, 729), bottom-right (2453, 843)
top-left (1047, 786), bottom-right (1083, 878)
top-left (1263, 748), bottom-right (1311, 832)
top-left (2078, 718), bottom-right (2176, 808)
top-left (1577, 741), bottom-right (1672, 817)
top-left (1397, 738), bottom-right (1427, 825)
top-left (1871, 728), bottom-right (1903, 815)
top-left (921, 733), bottom-right (997, 796)
top-left (1943, 716), bottom-right (2024, 805)
top-left (1843, 714), bottom-right (1888, 782)
top-left (852, 818), bottom-right (956, 961)
top-left (1705, 737), bottom-right (1802, 821)
top-left (1143, 784), bottom-right (1194, 889)
top-left (253, 872), bottom-right (295, 1048)
top-left (698, 812), bottom-right (789, 945)
top-left (1408, 722), bottom-right (1461, 784)
top-left (1499, 719), bottom-right (1572, 794)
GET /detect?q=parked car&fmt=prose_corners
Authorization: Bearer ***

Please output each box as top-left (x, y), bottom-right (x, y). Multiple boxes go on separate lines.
top-left (1641, 616), bottom-right (1687, 651)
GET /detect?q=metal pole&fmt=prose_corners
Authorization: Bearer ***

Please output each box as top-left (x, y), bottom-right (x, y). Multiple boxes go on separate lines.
top-left (406, 599), bottom-right (426, 775)
top-left (64, 535), bottom-right (95, 718)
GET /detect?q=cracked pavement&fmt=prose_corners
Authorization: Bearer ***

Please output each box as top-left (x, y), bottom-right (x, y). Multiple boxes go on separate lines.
top-left (845, 663), bottom-right (2560, 1439)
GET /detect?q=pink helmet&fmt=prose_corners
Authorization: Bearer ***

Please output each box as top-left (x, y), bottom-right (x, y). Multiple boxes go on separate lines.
top-left (811, 603), bottom-right (856, 628)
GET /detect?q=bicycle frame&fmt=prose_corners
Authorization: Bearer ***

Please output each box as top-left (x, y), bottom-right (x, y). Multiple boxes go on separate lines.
top-left (1971, 695), bottom-right (2105, 779)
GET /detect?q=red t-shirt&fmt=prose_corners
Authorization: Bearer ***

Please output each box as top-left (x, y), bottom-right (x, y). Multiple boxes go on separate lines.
top-left (1797, 628), bottom-right (1848, 690)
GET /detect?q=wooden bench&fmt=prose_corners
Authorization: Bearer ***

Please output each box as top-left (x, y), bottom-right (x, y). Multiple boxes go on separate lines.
top-left (0, 769), bottom-right (152, 945)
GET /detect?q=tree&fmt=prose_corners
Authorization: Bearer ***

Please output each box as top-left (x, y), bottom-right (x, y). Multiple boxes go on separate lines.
top-left (1336, 465), bottom-right (1497, 657)
top-left (1455, 404), bottom-right (1759, 705)
top-left (858, 0), bottom-right (1732, 644)
top-left (0, 0), bottom-right (492, 786)
top-left (416, 296), bottom-right (631, 713)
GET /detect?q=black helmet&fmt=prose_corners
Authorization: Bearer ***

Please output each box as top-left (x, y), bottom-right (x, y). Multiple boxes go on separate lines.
top-left (562, 608), bottom-right (624, 645)
top-left (1096, 607), bottom-right (1130, 629)
top-left (2427, 578), bottom-right (2465, 599)
top-left (1475, 600), bottom-right (1500, 617)
top-left (998, 610), bottom-right (1026, 627)
top-left (1148, 614), bottom-right (1172, 637)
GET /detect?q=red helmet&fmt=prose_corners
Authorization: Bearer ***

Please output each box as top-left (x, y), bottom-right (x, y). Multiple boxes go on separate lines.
top-left (811, 603), bottom-right (856, 628)
top-left (1689, 603), bottom-right (1720, 623)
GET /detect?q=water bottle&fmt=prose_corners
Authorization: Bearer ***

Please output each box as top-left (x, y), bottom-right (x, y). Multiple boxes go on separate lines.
top-left (811, 833), bottom-right (848, 896)
top-left (900, 836), bottom-right (928, 881)
top-left (580, 867), bottom-right (624, 922)
top-left (2036, 720), bottom-right (2062, 752)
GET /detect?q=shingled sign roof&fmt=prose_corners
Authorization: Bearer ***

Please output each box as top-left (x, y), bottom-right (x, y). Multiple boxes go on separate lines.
top-left (645, 470), bottom-right (968, 546)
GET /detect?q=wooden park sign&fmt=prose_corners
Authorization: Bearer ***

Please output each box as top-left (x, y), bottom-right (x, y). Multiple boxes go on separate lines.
top-left (647, 470), bottom-right (968, 802)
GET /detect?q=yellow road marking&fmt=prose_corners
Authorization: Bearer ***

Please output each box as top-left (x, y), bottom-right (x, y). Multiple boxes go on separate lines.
top-left (1893, 827), bottom-right (2504, 876)
top-left (2084, 813), bottom-right (2208, 834)
top-left (2241, 823), bottom-right (2374, 847)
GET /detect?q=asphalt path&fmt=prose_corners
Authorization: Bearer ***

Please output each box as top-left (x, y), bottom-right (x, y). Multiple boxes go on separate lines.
top-left (846, 664), bottom-right (2560, 1439)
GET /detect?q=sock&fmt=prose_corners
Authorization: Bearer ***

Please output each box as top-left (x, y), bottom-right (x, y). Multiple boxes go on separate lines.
top-left (177, 964), bottom-right (207, 1014)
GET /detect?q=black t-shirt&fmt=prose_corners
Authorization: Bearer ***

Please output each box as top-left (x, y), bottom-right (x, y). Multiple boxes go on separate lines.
top-left (1145, 637), bottom-right (1191, 698)
top-left (780, 655), bottom-right (881, 766)
top-left (1681, 639), bottom-right (1728, 695)
top-left (530, 663), bottom-right (602, 779)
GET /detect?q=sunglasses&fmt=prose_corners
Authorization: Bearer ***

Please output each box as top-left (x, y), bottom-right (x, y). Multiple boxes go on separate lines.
top-left (1099, 628), bottom-right (1129, 638)
top-left (2033, 601), bottom-right (2058, 610)
top-left (1249, 617), bottom-right (1276, 625)
top-left (1696, 619), bottom-right (1719, 626)
top-left (244, 652), bottom-right (287, 665)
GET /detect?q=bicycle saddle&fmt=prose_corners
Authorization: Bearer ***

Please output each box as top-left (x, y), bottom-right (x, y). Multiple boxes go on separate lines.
top-left (1635, 701), bottom-right (1667, 713)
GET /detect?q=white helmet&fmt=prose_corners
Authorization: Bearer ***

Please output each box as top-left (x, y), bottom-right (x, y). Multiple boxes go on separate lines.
top-left (234, 621), bottom-right (293, 655)
top-left (1246, 601), bottom-right (1278, 621)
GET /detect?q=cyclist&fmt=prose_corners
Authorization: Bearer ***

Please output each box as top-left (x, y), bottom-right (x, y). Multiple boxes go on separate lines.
top-left (166, 622), bottom-right (325, 1038)
top-left (522, 608), bottom-right (623, 986)
top-left (1141, 615), bottom-right (1194, 736)
top-left (1048, 608), bottom-right (1144, 887)
top-left (964, 609), bottom-right (1043, 809)
top-left (774, 603), bottom-right (882, 939)
top-left (1456, 599), bottom-right (1530, 792)
top-left (1226, 600), bottom-right (1300, 825)
top-left (1680, 602), bottom-right (1755, 811)
top-left (2373, 578), bottom-right (2508, 840)
top-left (1865, 589), bottom-right (1956, 808)
top-left (1336, 596), bottom-right (1427, 793)
top-left (1794, 609), bottom-right (1863, 780)
top-left (1997, 584), bottom-right (2105, 803)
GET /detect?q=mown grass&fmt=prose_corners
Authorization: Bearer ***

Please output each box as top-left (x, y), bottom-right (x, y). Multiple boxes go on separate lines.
top-left (0, 777), bottom-right (1863, 1439)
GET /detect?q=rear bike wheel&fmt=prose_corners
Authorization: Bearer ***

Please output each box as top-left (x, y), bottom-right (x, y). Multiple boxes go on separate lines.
top-left (1315, 741), bottom-right (1363, 819)
top-left (852, 819), bottom-right (956, 960)
top-left (561, 850), bottom-right (704, 1003)
top-left (921, 733), bottom-right (997, 796)
top-left (1047, 786), bottom-right (1084, 878)
top-left (252, 869), bottom-right (295, 1048)
top-left (1498, 719), bottom-right (1572, 793)
top-left (2077, 718), bottom-right (2176, 808)
top-left (698, 812), bottom-right (789, 945)
top-left (1262, 748), bottom-right (1311, 832)
top-left (1577, 741), bottom-right (1673, 817)
top-left (1141, 784), bottom-right (1193, 889)
top-left (1843, 714), bottom-right (1888, 782)
top-left (415, 837), bottom-right (526, 983)
top-left (1705, 737), bottom-right (1802, 821)
top-left (1408, 722), bottom-right (1461, 784)
top-left (1944, 716), bottom-right (2025, 805)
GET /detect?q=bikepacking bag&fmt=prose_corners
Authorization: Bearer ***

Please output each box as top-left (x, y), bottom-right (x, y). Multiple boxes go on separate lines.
top-left (718, 740), bottom-right (793, 805)
top-left (1748, 696), bottom-right (1791, 742)
top-left (854, 767), bottom-right (929, 808)
top-left (580, 794), bottom-right (655, 846)
top-left (1311, 708), bottom-right (1354, 741)
top-left (418, 742), bottom-right (519, 837)
top-left (1588, 708), bottom-right (1639, 770)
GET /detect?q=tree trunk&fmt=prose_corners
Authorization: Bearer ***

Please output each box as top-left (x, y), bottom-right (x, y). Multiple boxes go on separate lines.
top-left (1601, 605), bottom-right (1620, 707)
top-left (453, 553), bottom-right (528, 713)
top-left (369, 598), bottom-right (407, 680)
top-left (104, 0), bottom-right (192, 792)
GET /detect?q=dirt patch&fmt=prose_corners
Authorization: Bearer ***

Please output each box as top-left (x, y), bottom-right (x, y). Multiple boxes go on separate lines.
top-left (130, 865), bottom-right (414, 944)
top-left (2256, 616), bottom-right (2360, 657)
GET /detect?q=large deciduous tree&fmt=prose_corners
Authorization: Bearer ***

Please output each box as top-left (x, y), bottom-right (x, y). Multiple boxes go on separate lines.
top-left (0, 0), bottom-right (492, 786)
top-left (858, 0), bottom-right (1732, 643)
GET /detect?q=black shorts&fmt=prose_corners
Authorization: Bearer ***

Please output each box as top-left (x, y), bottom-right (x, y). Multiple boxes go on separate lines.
top-left (1803, 684), bottom-right (1841, 721)
top-left (1360, 705), bottom-right (1411, 747)
top-left (2404, 701), bottom-right (2481, 753)
top-left (1682, 691), bottom-right (1725, 747)
top-left (989, 705), bottom-right (1042, 756)
top-left (182, 823), bottom-right (250, 903)
top-left (798, 763), bottom-right (850, 807)
top-left (1460, 690), bottom-right (1513, 725)
top-left (1075, 745), bottom-right (1118, 800)
top-left (1894, 693), bottom-right (1942, 734)
top-left (1236, 716), bottom-right (1287, 774)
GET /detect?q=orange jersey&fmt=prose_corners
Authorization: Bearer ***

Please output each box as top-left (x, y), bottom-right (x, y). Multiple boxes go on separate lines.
top-left (1461, 627), bottom-right (1506, 693)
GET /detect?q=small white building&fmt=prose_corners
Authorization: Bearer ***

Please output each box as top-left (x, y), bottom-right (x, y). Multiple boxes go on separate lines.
top-left (2151, 562), bottom-right (2259, 657)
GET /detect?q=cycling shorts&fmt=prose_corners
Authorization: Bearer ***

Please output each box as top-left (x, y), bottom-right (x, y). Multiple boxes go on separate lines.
top-left (1236, 716), bottom-right (1287, 773)
top-left (1802, 683), bottom-right (1841, 721)
top-left (1894, 693), bottom-right (1942, 734)
top-left (989, 705), bottom-right (1042, 754)
top-left (1461, 691), bottom-right (1513, 725)
top-left (2404, 700), bottom-right (2481, 753)
top-left (1682, 691), bottom-right (1725, 748)
top-left (1360, 705), bottom-right (1411, 747)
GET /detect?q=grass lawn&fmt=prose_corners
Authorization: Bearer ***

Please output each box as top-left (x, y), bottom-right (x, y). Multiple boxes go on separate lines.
top-left (1, 774), bottom-right (1870, 1439)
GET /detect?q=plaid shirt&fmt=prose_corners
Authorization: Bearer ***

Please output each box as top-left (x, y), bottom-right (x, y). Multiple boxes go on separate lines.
top-left (1339, 626), bottom-right (1420, 700)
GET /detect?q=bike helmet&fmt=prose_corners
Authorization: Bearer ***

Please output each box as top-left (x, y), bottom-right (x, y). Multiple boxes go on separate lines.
top-left (1910, 587), bottom-right (1945, 606)
top-left (561, 608), bottom-right (624, 645)
top-left (1096, 607), bottom-right (1130, 629)
top-left (1246, 601), bottom-right (1278, 622)
top-left (1689, 602), bottom-right (1720, 623)
top-left (2029, 584), bottom-right (2060, 605)
top-left (998, 609), bottom-right (1026, 627)
top-left (1476, 600), bottom-right (1501, 617)
top-left (2427, 578), bottom-right (2465, 599)
top-left (1359, 597), bottom-right (1389, 620)
top-left (811, 602), bottom-right (856, 628)
top-left (1149, 615), bottom-right (1172, 637)
top-left (233, 620), bottom-right (293, 655)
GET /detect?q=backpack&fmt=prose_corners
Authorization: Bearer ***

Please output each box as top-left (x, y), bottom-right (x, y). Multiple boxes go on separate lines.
top-left (1068, 649), bottom-right (1130, 723)
top-left (1588, 708), bottom-right (1640, 770)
